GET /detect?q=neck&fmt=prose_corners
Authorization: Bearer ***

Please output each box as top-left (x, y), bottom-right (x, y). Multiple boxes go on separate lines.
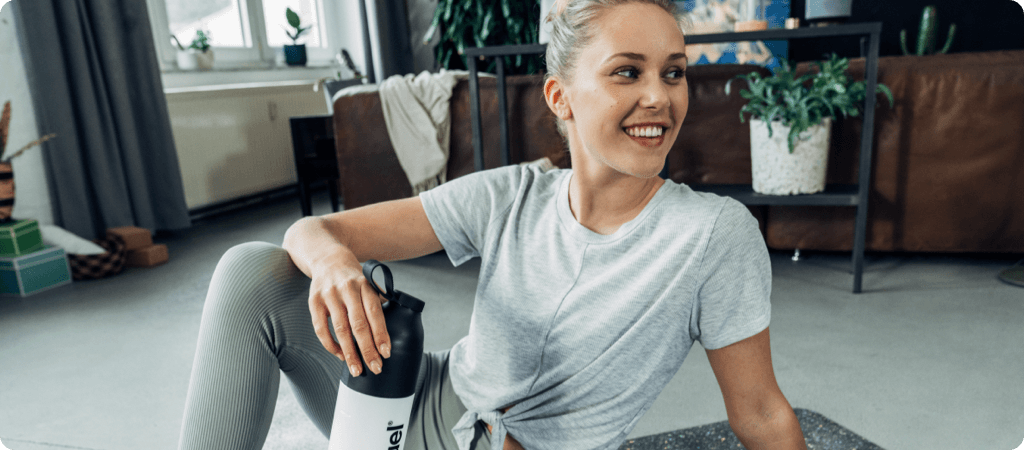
top-left (567, 154), bottom-right (665, 235)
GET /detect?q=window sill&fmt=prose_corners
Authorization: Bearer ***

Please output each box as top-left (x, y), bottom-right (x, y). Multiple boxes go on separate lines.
top-left (161, 64), bottom-right (343, 91)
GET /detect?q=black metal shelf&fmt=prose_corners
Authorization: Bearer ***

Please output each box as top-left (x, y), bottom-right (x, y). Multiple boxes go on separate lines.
top-left (691, 184), bottom-right (861, 206)
top-left (465, 22), bottom-right (883, 293)
top-left (684, 22), bottom-right (881, 44)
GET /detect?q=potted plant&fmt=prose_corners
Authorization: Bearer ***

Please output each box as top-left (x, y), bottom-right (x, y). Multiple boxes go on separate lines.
top-left (284, 7), bottom-right (312, 66)
top-left (725, 53), bottom-right (894, 195)
top-left (172, 30), bottom-right (213, 71)
top-left (423, 0), bottom-right (543, 74)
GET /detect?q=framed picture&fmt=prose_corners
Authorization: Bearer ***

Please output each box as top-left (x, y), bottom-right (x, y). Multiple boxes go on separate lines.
top-left (677, 0), bottom-right (790, 69)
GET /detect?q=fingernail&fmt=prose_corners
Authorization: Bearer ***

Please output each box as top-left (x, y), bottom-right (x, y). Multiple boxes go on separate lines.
top-left (349, 364), bottom-right (360, 377)
top-left (370, 360), bottom-right (382, 374)
top-left (380, 343), bottom-right (391, 358)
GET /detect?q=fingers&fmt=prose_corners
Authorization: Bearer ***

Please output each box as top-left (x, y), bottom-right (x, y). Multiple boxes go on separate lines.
top-left (310, 299), bottom-right (344, 359)
top-left (325, 295), bottom-right (365, 377)
top-left (339, 278), bottom-right (384, 376)
top-left (311, 275), bottom-right (392, 379)
top-left (362, 282), bottom-right (391, 359)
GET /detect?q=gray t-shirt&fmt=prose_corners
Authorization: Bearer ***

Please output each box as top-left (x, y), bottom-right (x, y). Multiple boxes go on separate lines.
top-left (419, 165), bottom-right (771, 450)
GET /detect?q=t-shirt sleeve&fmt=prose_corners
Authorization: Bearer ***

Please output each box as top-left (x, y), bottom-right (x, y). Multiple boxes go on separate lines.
top-left (418, 165), bottom-right (523, 266)
top-left (691, 198), bottom-right (772, 350)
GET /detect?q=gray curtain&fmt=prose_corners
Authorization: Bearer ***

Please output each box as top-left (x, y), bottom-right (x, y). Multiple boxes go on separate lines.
top-left (368, 0), bottom-right (415, 79)
top-left (12, 0), bottom-right (191, 240)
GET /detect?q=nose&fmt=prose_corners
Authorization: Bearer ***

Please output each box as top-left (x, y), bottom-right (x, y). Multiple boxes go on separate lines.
top-left (639, 76), bottom-right (671, 111)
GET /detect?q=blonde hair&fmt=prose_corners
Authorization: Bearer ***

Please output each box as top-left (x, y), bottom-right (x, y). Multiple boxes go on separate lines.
top-left (545, 0), bottom-right (688, 138)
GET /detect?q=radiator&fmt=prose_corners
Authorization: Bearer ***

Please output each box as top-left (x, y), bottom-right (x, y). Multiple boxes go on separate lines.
top-left (165, 81), bottom-right (330, 209)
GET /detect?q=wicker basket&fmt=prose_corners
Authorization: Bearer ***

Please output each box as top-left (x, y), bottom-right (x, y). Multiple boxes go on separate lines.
top-left (68, 233), bottom-right (127, 280)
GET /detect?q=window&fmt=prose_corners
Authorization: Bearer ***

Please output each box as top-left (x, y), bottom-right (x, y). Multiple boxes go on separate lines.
top-left (147, 0), bottom-right (352, 71)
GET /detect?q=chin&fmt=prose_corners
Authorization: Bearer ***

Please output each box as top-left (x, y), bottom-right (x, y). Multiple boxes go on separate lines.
top-left (609, 156), bottom-right (666, 179)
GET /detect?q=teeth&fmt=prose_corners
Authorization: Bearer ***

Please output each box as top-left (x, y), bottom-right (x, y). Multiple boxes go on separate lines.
top-left (625, 126), bottom-right (663, 137)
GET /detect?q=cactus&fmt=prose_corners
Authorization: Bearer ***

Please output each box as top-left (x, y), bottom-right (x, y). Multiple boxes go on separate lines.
top-left (900, 5), bottom-right (956, 56)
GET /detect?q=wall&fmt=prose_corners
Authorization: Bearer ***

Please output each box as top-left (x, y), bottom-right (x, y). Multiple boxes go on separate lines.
top-left (0, 3), bottom-right (54, 226)
top-left (788, 0), bottom-right (1024, 61)
top-left (164, 81), bottom-right (329, 209)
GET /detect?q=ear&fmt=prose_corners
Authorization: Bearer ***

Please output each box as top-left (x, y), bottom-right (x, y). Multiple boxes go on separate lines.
top-left (544, 77), bottom-right (572, 121)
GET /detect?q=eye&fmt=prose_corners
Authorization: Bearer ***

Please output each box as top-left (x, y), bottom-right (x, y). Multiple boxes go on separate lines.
top-left (614, 67), bottom-right (639, 79)
top-left (664, 68), bottom-right (687, 80)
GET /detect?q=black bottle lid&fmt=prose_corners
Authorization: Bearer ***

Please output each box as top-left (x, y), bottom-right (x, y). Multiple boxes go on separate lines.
top-left (340, 260), bottom-right (425, 399)
top-left (363, 260), bottom-right (425, 313)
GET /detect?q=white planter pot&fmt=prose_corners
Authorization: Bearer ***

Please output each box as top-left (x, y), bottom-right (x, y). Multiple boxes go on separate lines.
top-left (176, 51), bottom-right (198, 70)
top-left (749, 117), bottom-right (832, 195)
top-left (177, 50), bottom-right (214, 71)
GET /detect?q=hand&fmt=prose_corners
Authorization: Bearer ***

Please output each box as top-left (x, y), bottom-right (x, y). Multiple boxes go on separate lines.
top-left (308, 262), bottom-right (392, 377)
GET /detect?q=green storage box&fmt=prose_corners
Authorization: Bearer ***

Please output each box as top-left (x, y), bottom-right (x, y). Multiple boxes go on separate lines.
top-left (0, 219), bottom-right (45, 257)
top-left (0, 245), bottom-right (72, 297)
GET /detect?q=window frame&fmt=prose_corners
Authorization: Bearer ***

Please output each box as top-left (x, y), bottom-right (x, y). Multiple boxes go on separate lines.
top-left (146, 0), bottom-right (345, 72)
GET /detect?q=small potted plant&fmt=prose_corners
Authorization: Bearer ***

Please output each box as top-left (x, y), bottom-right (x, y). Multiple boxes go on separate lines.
top-left (725, 53), bottom-right (894, 195)
top-left (284, 7), bottom-right (312, 66)
top-left (173, 30), bottom-right (214, 71)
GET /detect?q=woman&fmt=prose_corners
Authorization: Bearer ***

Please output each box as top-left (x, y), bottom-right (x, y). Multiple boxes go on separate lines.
top-left (178, 1), bottom-right (808, 449)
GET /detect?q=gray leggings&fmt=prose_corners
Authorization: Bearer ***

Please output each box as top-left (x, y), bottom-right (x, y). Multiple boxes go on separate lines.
top-left (177, 241), bottom-right (489, 449)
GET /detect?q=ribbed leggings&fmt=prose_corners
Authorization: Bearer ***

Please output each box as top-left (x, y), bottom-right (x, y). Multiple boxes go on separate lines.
top-left (177, 241), bottom-right (488, 449)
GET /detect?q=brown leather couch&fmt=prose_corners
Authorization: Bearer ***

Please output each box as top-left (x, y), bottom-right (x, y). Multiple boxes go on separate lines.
top-left (333, 50), bottom-right (1024, 253)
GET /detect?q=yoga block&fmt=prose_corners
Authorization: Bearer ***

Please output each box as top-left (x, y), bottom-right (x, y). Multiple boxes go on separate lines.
top-left (0, 245), bottom-right (72, 297)
top-left (106, 226), bottom-right (153, 251)
top-left (0, 219), bottom-right (45, 257)
top-left (126, 244), bottom-right (168, 268)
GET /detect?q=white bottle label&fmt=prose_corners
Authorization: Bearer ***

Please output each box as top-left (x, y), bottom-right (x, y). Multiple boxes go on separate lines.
top-left (327, 380), bottom-right (416, 450)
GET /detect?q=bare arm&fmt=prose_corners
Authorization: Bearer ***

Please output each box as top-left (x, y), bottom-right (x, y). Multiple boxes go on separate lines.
top-left (282, 196), bottom-right (443, 378)
top-left (705, 327), bottom-right (808, 450)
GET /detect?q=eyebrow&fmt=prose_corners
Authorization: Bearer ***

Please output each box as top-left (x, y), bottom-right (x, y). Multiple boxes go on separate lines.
top-left (606, 52), bottom-right (688, 64)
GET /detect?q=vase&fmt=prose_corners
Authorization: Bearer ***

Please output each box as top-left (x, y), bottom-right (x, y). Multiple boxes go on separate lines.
top-left (735, 0), bottom-right (769, 31)
top-left (284, 44), bottom-right (308, 66)
top-left (195, 50), bottom-right (215, 70)
top-left (806, 0), bottom-right (853, 21)
top-left (176, 51), bottom-right (198, 70)
top-left (0, 161), bottom-right (14, 222)
top-left (749, 118), bottom-right (832, 195)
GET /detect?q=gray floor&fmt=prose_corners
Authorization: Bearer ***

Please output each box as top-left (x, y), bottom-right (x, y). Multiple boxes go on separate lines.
top-left (1, 192), bottom-right (1022, 450)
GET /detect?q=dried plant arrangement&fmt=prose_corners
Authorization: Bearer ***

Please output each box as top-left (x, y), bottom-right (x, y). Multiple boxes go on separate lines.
top-left (0, 101), bottom-right (56, 162)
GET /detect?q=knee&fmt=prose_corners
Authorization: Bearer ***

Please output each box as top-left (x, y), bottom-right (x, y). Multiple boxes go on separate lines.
top-left (209, 241), bottom-right (307, 298)
top-left (221, 240), bottom-right (294, 270)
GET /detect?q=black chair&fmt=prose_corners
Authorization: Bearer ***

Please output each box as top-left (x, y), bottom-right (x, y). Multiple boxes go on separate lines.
top-left (289, 115), bottom-right (340, 217)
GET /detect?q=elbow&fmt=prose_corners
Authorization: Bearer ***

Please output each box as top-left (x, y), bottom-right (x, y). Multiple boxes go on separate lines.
top-left (728, 400), bottom-right (806, 450)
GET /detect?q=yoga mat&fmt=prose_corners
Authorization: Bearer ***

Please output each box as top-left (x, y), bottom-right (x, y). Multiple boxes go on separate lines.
top-left (619, 408), bottom-right (883, 450)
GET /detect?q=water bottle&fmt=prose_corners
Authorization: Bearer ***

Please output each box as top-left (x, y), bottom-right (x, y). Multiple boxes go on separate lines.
top-left (328, 260), bottom-right (425, 450)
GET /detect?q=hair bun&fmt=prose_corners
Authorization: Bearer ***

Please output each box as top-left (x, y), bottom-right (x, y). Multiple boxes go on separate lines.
top-left (548, 0), bottom-right (572, 22)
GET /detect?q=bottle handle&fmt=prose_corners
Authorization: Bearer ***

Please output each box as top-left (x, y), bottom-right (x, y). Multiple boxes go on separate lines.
top-left (362, 259), bottom-right (394, 300)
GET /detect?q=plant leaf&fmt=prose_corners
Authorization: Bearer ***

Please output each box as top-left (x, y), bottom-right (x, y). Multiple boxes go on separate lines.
top-left (481, 8), bottom-right (493, 40)
top-left (877, 85), bottom-right (895, 108)
top-left (424, 1), bottom-right (446, 44)
top-left (444, 0), bottom-right (454, 22)
top-left (286, 7), bottom-right (301, 29)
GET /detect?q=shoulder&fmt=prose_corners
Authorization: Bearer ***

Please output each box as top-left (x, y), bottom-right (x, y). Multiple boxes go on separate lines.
top-left (653, 182), bottom-right (764, 267)
top-left (437, 164), bottom-right (562, 196)
top-left (419, 164), bottom-right (567, 229)
top-left (656, 181), bottom-right (752, 231)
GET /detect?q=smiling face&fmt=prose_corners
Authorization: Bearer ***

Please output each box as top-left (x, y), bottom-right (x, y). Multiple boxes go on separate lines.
top-left (546, 2), bottom-right (689, 179)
